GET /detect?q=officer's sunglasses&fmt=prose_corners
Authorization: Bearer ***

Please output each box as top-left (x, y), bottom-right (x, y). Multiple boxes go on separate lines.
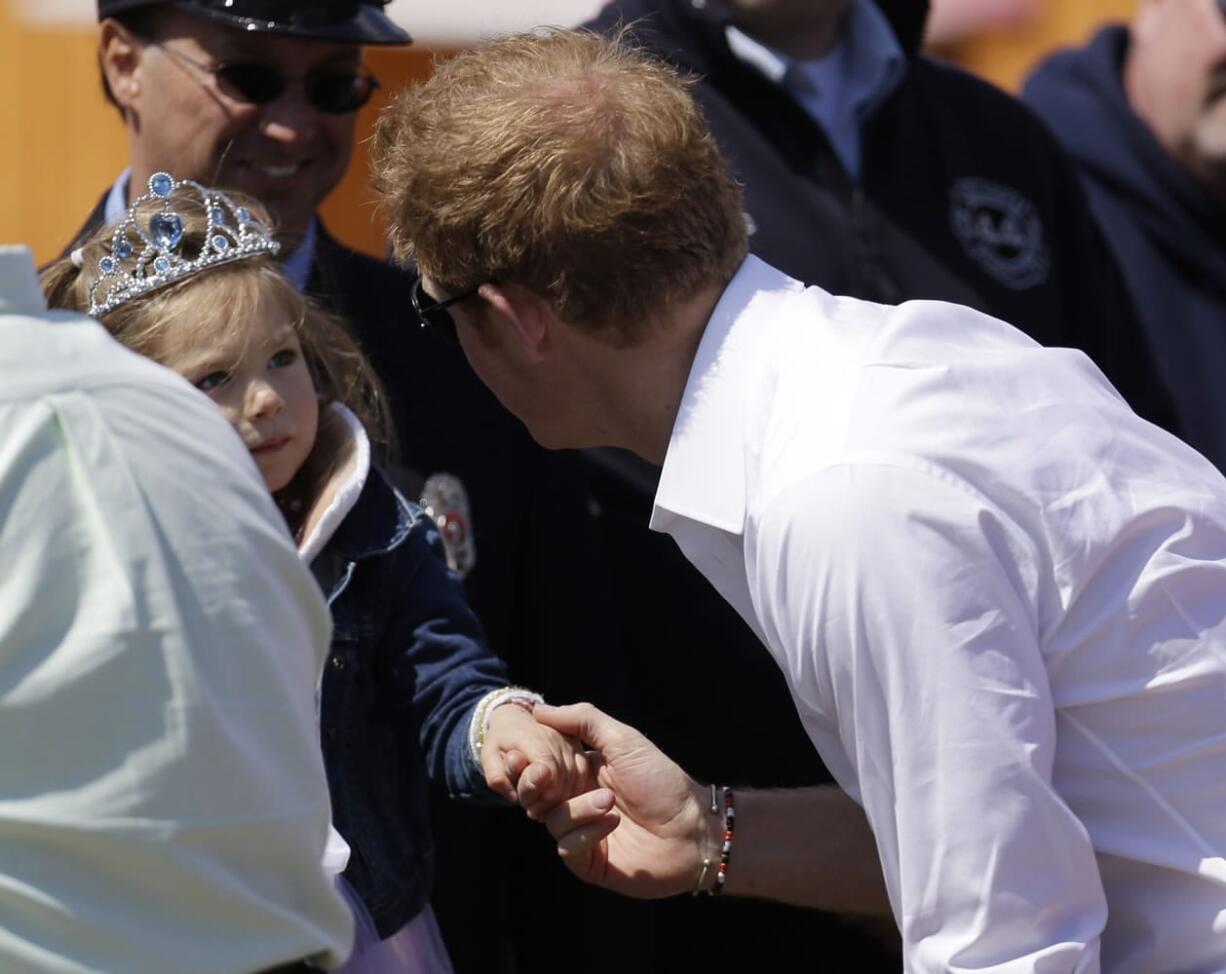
top-left (411, 277), bottom-right (482, 346)
top-left (147, 39), bottom-right (379, 114)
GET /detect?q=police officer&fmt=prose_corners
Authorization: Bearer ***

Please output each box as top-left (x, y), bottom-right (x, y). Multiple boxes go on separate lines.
top-left (69, 4), bottom-right (640, 971)
top-left (79, 1), bottom-right (502, 544)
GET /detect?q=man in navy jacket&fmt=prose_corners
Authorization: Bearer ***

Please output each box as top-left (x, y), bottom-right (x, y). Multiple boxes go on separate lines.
top-left (586, 0), bottom-right (1174, 422)
top-left (1025, 0), bottom-right (1226, 469)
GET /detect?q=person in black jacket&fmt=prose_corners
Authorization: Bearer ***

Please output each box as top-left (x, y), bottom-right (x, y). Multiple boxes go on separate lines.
top-left (1024, 0), bottom-right (1226, 470)
top-left (584, 0), bottom-right (1175, 426)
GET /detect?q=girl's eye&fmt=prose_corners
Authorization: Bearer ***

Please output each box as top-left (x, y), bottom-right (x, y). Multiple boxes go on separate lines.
top-left (195, 370), bottom-right (230, 393)
top-left (269, 348), bottom-right (297, 369)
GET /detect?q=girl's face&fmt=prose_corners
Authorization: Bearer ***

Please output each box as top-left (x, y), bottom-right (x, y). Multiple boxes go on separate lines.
top-left (161, 292), bottom-right (319, 493)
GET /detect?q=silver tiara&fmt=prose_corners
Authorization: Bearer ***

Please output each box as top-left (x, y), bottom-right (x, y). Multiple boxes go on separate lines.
top-left (86, 171), bottom-right (281, 318)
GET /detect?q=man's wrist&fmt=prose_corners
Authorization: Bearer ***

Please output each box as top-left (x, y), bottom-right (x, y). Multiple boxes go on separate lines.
top-left (692, 782), bottom-right (727, 895)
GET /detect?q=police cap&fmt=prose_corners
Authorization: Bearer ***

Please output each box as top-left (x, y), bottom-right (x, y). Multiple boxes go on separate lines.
top-left (96, 0), bottom-right (411, 46)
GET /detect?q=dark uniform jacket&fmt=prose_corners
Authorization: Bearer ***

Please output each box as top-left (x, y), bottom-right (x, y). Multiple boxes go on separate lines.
top-left (1025, 26), bottom-right (1226, 469)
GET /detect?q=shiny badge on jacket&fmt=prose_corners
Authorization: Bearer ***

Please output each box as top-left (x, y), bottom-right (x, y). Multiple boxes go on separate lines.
top-left (420, 472), bottom-right (476, 579)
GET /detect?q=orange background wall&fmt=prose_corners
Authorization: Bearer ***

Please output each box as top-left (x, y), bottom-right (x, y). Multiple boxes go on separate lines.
top-left (1, 0), bottom-right (1137, 267)
top-left (938, 0), bottom-right (1137, 91)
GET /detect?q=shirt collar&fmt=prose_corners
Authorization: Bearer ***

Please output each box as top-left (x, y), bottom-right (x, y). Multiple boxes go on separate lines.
top-left (650, 254), bottom-right (804, 537)
top-left (104, 169), bottom-right (318, 292)
top-left (724, 22), bottom-right (792, 87)
top-left (0, 246), bottom-right (49, 316)
top-left (281, 219), bottom-right (317, 292)
top-left (103, 168), bottom-right (131, 225)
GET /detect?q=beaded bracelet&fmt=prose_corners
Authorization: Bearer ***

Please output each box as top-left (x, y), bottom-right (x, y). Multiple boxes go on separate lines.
top-left (693, 783), bottom-right (735, 896)
top-left (714, 784), bottom-right (735, 894)
top-left (467, 686), bottom-right (545, 763)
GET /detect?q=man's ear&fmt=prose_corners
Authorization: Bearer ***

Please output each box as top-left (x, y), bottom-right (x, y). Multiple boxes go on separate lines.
top-left (478, 283), bottom-right (552, 362)
top-left (99, 19), bottom-right (143, 112)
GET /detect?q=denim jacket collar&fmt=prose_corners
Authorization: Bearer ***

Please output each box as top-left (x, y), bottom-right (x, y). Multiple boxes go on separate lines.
top-left (300, 404), bottom-right (412, 567)
top-left (328, 469), bottom-right (413, 562)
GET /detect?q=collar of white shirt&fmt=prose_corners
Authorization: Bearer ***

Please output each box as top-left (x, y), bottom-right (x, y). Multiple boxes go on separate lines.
top-left (0, 247), bottom-right (47, 316)
top-left (650, 254), bottom-right (804, 537)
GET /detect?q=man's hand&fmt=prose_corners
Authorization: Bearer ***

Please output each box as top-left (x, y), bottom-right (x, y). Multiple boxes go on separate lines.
top-left (480, 702), bottom-right (585, 815)
top-left (530, 702), bottom-right (716, 899)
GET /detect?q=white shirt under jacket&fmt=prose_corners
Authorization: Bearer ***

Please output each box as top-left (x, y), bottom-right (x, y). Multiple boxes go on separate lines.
top-left (0, 248), bottom-right (352, 972)
top-left (650, 255), bottom-right (1226, 973)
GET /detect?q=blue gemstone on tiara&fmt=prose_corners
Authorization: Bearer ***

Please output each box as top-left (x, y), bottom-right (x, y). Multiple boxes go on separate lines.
top-left (85, 171), bottom-right (280, 318)
top-left (150, 212), bottom-right (185, 251)
top-left (150, 172), bottom-right (174, 198)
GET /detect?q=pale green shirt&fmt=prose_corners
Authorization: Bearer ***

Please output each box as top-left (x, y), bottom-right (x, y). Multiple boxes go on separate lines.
top-left (0, 247), bottom-right (352, 973)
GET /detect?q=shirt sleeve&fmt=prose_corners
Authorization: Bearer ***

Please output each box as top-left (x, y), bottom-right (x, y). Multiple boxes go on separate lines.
top-left (751, 460), bottom-right (1108, 973)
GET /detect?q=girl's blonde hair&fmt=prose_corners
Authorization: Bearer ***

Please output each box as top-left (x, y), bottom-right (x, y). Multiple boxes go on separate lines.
top-left (43, 186), bottom-right (394, 526)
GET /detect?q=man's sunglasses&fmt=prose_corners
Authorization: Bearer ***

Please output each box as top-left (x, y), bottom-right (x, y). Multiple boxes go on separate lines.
top-left (411, 277), bottom-right (482, 346)
top-left (149, 40), bottom-right (379, 114)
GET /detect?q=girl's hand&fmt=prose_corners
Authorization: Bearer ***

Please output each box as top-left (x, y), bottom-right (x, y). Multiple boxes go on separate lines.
top-left (480, 702), bottom-right (587, 816)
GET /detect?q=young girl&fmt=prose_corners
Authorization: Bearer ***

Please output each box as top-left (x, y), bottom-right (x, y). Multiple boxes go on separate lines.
top-left (44, 173), bottom-right (581, 972)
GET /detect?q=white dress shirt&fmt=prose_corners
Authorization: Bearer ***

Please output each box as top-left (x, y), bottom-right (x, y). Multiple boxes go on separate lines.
top-left (651, 255), bottom-right (1226, 973)
top-left (0, 247), bottom-right (352, 972)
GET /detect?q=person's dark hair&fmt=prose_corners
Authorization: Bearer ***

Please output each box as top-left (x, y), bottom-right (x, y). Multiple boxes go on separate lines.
top-left (98, 7), bottom-right (163, 113)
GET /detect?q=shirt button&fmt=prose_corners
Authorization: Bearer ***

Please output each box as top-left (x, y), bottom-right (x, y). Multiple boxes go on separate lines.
top-left (330, 655), bottom-right (345, 671)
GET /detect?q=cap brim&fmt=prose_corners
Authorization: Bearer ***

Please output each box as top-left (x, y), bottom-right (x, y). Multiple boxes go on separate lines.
top-left (167, 2), bottom-right (412, 45)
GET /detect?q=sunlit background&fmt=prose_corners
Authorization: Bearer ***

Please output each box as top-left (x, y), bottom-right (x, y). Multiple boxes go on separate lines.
top-left (0, 0), bottom-right (1135, 264)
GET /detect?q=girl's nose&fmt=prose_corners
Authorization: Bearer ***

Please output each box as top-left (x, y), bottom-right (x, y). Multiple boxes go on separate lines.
top-left (247, 379), bottom-right (284, 420)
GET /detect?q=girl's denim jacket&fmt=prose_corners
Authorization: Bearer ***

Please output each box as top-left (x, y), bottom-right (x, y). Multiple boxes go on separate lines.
top-left (311, 461), bottom-right (509, 938)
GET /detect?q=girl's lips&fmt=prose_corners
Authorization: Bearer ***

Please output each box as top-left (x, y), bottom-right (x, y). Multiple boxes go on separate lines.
top-left (251, 435), bottom-right (290, 455)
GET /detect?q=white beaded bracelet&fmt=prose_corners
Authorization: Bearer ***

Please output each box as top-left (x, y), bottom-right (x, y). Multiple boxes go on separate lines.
top-left (467, 686), bottom-right (546, 764)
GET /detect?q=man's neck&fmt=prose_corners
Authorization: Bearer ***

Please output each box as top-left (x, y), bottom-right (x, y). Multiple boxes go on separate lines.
top-left (730, 1), bottom-right (851, 61)
top-left (581, 282), bottom-right (727, 466)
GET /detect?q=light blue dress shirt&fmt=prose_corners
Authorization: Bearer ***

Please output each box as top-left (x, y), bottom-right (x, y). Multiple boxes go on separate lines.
top-left (0, 246), bottom-right (353, 972)
top-left (724, 0), bottom-right (906, 180)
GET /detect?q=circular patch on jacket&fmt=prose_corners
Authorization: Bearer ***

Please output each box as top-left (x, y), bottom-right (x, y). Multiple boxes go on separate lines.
top-left (950, 177), bottom-right (1050, 290)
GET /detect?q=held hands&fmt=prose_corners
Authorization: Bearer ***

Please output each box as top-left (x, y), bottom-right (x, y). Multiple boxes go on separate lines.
top-left (523, 702), bottom-right (718, 899)
top-left (479, 701), bottom-right (586, 818)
